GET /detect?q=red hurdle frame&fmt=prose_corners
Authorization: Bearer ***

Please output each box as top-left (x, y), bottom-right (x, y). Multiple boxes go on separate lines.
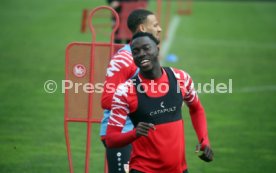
top-left (65, 6), bottom-right (123, 173)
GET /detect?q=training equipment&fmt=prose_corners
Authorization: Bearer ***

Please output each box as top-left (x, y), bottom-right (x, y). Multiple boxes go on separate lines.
top-left (64, 6), bottom-right (124, 173)
top-left (81, 0), bottom-right (148, 39)
top-left (177, 0), bottom-right (192, 15)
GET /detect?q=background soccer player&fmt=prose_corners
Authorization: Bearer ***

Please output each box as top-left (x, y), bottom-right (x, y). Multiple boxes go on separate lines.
top-left (106, 0), bottom-right (149, 43)
top-left (100, 9), bottom-right (162, 173)
top-left (105, 32), bottom-right (214, 173)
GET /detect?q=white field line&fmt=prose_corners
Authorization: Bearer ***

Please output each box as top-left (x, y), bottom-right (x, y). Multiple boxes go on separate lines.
top-left (160, 15), bottom-right (180, 59)
top-left (159, 16), bottom-right (276, 94)
top-left (179, 37), bottom-right (276, 49)
top-left (235, 85), bottom-right (276, 93)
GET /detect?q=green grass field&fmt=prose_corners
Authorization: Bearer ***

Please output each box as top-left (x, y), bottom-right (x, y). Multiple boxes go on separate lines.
top-left (1, 0), bottom-right (276, 173)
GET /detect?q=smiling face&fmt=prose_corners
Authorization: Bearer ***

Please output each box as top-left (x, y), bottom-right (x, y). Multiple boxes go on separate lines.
top-left (131, 36), bottom-right (159, 72)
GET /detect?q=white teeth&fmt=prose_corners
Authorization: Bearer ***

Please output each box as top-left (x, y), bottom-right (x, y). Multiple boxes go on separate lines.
top-left (141, 60), bottom-right (149, 63)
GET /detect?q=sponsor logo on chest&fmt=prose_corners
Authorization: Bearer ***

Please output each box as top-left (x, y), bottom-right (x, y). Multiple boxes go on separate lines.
top-left (149, 101), bottom-right (177, 116)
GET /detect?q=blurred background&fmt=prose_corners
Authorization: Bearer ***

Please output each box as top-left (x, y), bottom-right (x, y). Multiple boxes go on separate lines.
top-left (0, 0), bottom-right (276, 172)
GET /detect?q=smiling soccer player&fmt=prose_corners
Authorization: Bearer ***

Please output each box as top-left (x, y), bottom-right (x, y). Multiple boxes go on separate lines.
top-left (105, 32), bottom-right (214, 173)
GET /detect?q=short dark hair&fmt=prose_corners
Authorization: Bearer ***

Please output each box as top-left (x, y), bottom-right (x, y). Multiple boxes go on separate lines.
top-left (132, 32), bottom-right (160, 45)
top-left (127, 9), bottom-right (153, 33)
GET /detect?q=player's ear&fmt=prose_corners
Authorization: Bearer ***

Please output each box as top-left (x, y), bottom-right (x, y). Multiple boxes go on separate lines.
top-left (156, 46), bottom-right (160, 57)
top-left (138, 24), bottom-right (146, 32)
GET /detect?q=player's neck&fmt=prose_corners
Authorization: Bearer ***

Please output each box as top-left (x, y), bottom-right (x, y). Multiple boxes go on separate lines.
top-left (140, 66), bottom-right (162, 80)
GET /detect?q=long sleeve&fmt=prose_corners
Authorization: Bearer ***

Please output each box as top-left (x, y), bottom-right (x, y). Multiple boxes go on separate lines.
top-left (188, 100), bottom-right (210, 148)
top-left (172, 68), bottom-right (210, 148)
top-left (106, 126), bottom-right (137, 148)
top-left (183, 71), bottom-right (210, 148)
top-left (101, 48), bottom-right (137, 110)
top-left (105, 80), bottom-right (138, 148)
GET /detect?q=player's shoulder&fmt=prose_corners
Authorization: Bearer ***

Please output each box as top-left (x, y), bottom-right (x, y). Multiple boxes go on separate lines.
top-left (105, 45), bottom-right (135, 78)
top-left (118, 44), bottom-right (131, 52)
top-left (168, 67), bottom-right (189, 80)
top-left (114, 45), bottom-right (132, 58)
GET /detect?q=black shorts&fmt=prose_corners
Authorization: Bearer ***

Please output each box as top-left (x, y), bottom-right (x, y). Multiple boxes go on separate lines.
top-left (130, 169), bottom-right (189, 173)
top-left (102, 140), bottom-right (132, 173)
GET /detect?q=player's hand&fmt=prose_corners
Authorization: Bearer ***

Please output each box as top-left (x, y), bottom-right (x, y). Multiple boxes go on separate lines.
top-left (198, 145), bottom-right (214, 162)
top-left (136, 122), bottom-right (155, 137)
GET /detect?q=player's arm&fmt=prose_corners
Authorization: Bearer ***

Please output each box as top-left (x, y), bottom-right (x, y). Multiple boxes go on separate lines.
top-left (174, 68), bottom-right (213, 162)
top-left (105, 81), bottom-right (155, 148)
top-left (101, 50), bottom-right (137, 110)
top-left (187, 97), bottom-right (214, 162)
top-left (105, 81), bottom-right (136, 148)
